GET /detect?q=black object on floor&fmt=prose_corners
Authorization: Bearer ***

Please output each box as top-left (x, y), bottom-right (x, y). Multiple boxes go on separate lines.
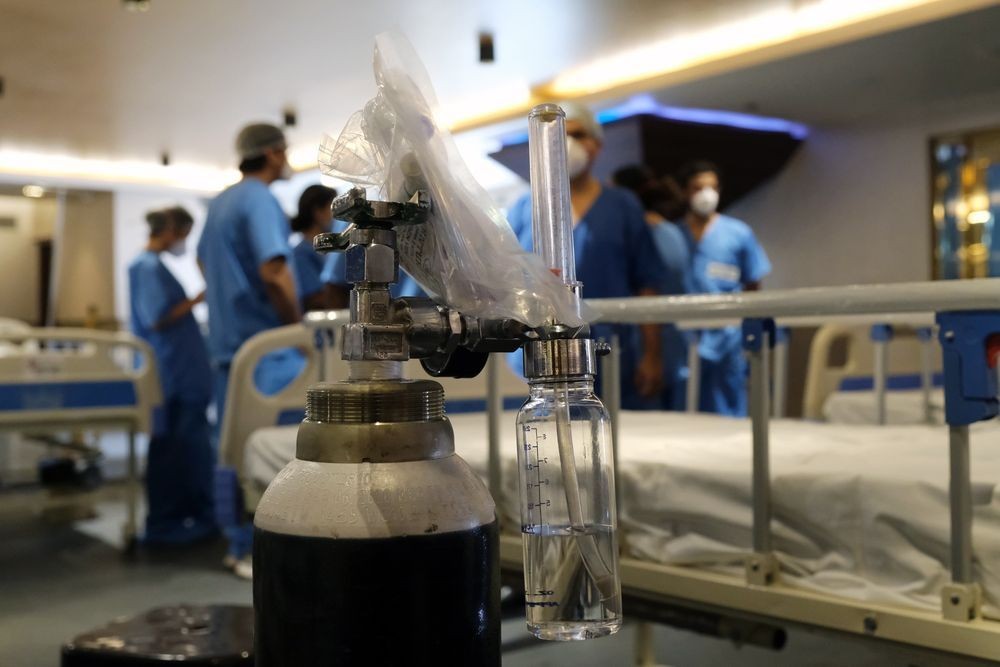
top-left (61, 604), bottom-right (253, 666)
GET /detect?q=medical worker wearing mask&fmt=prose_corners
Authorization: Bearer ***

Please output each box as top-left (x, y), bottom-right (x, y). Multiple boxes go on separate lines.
top-left (676, 160), bottom-right (771, 416)
top-left (197, 122), bottom-right (303, 425)
top-left (290, 184), bottom-right (348, 311)
top-left (506, 103), bottom-right (667, 409)
top-left (129, 206), bottom-right (216, 545)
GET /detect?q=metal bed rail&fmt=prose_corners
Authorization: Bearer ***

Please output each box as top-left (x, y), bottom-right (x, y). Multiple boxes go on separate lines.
top-left (485, 278), bottom-right (1000, 625)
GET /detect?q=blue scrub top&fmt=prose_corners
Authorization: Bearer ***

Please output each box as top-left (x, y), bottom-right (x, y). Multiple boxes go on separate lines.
top-left (292, 237), bottom-right (325, 307)
top-left (320, 252), bottom-right (425, 298)
top-left (128, 250), bottom-right (212, 403)
top-left (507, 187), bottom-right (665, 301)
top-left (649, 220), bottom-right (691, 385)
top-left (506, 187), bottom-right (667, 400)
top-left (679, 214), bottom-right (771, 362)
top-left (197, 178), bottom-right (295, 365)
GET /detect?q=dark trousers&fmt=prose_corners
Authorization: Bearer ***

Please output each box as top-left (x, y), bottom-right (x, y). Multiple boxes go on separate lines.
top-left (145, 398), bottom-right (217, 544)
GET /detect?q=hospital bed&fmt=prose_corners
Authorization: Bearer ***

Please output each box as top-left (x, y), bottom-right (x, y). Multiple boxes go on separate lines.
top-left (802, 319), bottom-right (944, 425)
top-left (0, 326), bottom-right (161, 550)
top-left (223, 279), bottom-right (1000, 663)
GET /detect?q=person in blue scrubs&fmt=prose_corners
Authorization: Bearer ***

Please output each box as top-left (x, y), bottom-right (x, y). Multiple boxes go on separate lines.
top-left (290, 184), bottom-right (349, 311)
top-left (676, 160), bottom-right (771, 416)
top-left (197, 123), bottom-right (304, 422)
top-left (613, 164), bottom-right (691, 410)
top-left (197, 124), bottom-right (303, 574)
top-left (128, 206), bottom-right (215, 545)
top-left (507, 103), bottom-right (667, 409)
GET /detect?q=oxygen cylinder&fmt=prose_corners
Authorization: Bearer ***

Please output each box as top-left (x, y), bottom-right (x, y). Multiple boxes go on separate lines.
top-left (253, 379), bottom-right (500, 665)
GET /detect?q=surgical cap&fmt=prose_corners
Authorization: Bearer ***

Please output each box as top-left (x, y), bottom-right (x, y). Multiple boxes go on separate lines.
top-left (559, 101), bottom-right (604, 142)
top-left (235, 123), bottom-right (287, 160)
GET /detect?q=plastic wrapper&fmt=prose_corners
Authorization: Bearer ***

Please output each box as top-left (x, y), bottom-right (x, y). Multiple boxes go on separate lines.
top-left (319, 31), bottom-right (586, 328)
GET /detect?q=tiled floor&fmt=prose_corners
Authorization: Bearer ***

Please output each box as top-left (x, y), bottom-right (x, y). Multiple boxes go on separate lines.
top-left (0, 486), bottom-right (988, 666)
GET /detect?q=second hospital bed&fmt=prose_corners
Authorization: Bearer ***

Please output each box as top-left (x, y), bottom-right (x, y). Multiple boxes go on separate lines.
top-left (0, 325), bottom-right (161, 548)
top-left (220, 279), bottom-right (1000, 662)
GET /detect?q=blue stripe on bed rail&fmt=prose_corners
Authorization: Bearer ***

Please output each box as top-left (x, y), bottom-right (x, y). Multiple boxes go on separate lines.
top-left (839, 373), bottom-right (944, 391)
top-left (0, 381), bottom-right (137, 411)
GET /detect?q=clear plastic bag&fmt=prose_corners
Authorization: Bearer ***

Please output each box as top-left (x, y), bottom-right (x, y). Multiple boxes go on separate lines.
top-left (319, 31), bottom-right (586, 328)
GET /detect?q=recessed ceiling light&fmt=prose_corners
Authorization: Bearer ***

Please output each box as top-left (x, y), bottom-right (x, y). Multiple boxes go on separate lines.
top-left (479, 32), bottom-right (495, 63)
top-left (22, 185), bottom-right (45, 198)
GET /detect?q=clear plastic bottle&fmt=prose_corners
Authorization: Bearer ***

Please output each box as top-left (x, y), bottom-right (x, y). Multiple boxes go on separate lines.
top-left (515, 376), bottom-right (622, 640)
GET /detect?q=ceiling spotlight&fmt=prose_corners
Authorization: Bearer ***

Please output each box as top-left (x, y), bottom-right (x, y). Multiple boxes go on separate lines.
top-left (160, 151), bottom-right (171, 167)
top-left (123, 0), bottom-right (151, 12)
top-left (22, 185), bottom-right (45, 198)
top-left (479, 32), bottom-right (495, 63)
top-left (283, 108), bottom-right (298, 128)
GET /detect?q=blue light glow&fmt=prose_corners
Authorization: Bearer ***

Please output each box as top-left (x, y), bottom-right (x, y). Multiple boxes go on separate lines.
top-left (498, 94), bottom-right (808, 147)
top-left (597, 94), bottom-right (809, 139)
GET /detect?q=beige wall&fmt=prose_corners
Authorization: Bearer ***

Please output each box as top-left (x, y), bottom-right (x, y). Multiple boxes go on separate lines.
top-left (728, 93), bottom-right (1000, 289)
top-left (54, 191), bottom-right (115, 324)
top-left (0, 195), bottom-right (56, 324)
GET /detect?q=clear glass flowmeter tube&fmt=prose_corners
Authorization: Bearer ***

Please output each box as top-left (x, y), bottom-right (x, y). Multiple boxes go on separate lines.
top-left (527, 104), bottom-right (576, 284)
top-left (516, 375), bottom-right (621, 640)
top-left (516, 103), bottom-right (621, 641)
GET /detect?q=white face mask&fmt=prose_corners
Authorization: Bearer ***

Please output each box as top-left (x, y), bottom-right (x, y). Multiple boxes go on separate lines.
top-left (690, 187), bottom-right (719, 217)
top-left (167, 239), bottom-right (187, 257)
top-left (566, 136), bottom-right (589, 179)
top-left (279, 162), bottom-right (293, 181)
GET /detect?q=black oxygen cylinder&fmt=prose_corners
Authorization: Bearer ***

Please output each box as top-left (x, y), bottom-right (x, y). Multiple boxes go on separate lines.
top-left (252, 380), bottom-right (501, 666)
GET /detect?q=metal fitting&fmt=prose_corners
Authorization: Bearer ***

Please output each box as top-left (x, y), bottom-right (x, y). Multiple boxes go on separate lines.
top-left (345, 228), bottom-right (398, 285)
top-left (523, 338), bottom-right (596, 380)
top-left (297, 380), bottom-right (453, 463)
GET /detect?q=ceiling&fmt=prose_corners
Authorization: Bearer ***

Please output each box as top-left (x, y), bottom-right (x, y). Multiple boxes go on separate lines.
top-left (0, 0), bottom-right (997, 183)
top-left (0, 0), bottom-right (769, 169)
top-left (640, 3), bottom-right (1000, 128)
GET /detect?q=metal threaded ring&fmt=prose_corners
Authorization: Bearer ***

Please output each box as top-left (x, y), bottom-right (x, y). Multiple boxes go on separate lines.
top-left (306, 380), bottom-right (445, 423)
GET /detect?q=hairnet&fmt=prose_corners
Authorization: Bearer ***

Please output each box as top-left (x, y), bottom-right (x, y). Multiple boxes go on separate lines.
top-left (235, 123), bottom-right (287, 160)
top-left (559, 101), bottom-right (604, 142)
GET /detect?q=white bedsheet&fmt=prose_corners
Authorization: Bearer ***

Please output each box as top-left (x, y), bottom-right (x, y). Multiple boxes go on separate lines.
top-left (823, 389), bottom-right (945, 425)
top-left (244, 411), bottom-right (1000, 619)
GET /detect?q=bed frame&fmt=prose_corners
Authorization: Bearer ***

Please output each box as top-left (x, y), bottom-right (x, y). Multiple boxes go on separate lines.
top-left (0, 326), bottom-right (161, 549)
top-left (802, 320), bottom-right (943, 422)
top-left (579, 279), bottom-right (1000, 662)
top-left (223, 278), bottom-right (1000, 663)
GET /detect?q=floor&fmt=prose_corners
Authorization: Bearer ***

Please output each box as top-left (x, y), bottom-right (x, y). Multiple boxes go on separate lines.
top-left (0, 484), bottom-right (992, 666)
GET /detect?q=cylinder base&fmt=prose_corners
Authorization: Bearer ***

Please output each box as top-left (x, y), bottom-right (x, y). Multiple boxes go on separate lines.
top-left (253, 522), bottom-right (500, 666)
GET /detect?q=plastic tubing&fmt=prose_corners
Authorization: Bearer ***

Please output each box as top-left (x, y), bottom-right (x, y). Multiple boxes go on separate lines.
top-left (528, 104), bottom-right (576, 285)
top-left (554, 382), bottom-right (616, 602)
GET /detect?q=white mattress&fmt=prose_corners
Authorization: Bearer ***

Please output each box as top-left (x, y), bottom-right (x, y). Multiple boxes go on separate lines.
top-left (823, 388), bottom-right (945, 425)
top-left (245, 411), bottom-right (1000, 619)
